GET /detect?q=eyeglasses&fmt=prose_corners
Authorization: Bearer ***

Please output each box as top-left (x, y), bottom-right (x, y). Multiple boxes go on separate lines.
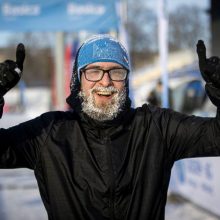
top-left (81, 68), bottom-right (128, 82)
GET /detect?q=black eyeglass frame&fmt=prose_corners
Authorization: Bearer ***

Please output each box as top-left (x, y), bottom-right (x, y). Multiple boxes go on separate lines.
top-left (81, 67), bottom-right (129, 82)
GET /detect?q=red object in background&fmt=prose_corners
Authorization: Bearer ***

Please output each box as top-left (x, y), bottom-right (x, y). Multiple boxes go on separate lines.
top-left (51, 40), bottom-right (79, 110)
top-left (51, 44), bottom-right (72, 110)
top-left (51, 59), bottom-right (57, 109)
top-left (3, 103), bottom-right (10, 113)
top-left (64, 45), bottom-right (72, 110)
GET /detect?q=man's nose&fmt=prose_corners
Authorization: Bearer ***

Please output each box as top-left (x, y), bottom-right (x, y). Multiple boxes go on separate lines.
top-left (99, 72), bottom-right (112, 86)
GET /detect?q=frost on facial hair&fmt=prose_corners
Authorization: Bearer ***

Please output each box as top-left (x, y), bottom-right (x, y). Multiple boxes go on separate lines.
top-left (78, 86), bottom-right (127, 121)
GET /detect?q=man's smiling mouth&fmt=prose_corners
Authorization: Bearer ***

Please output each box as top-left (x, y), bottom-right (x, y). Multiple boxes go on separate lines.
top-left (96, 91), bottom-right (114, 96)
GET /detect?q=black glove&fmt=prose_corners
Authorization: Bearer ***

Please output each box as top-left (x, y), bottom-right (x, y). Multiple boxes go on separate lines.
top-left (0, 43), bottom-right (25, 97)
top-left (197, 40), bottom-right (220, 88)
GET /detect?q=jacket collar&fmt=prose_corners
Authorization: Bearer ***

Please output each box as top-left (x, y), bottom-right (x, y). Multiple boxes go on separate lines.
top-left (76, 99), bottom-right (134, 139)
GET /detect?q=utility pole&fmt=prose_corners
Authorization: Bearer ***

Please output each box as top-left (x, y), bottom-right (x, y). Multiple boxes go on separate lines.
top-left (157, 0), bottom-right (169, 108)
top-left (55, 32), bottom-right (65, 110)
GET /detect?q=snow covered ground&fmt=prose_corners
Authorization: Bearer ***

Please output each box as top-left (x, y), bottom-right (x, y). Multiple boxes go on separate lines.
top-left (166, 195), bottom-right (219, 220)
top-left (0, 168), bottom-right (219, 220)
top-left (0, 169), bottom-right (47, 220)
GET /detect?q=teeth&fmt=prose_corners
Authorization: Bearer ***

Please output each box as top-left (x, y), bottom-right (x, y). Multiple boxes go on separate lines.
top-left (97, 91), bottom-right (112, 96)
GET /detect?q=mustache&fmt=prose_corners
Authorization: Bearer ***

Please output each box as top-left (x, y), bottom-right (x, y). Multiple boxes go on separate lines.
top-left (90, 86), bottom-right (119, 94)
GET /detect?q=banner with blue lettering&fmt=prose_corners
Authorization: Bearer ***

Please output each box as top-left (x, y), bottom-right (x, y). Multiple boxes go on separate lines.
top-left (0, 0), bottom-right (119, 32)
top-left (170, 158), bottom-right (220, 216)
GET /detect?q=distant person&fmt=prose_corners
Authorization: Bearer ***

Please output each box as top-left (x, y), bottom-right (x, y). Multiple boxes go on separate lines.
top-left (147, 79), bottom-right (173, 108)
top-left (181, 80), bottom-right (207, 114)
top-left (0, 36), bottom-right (220, 220)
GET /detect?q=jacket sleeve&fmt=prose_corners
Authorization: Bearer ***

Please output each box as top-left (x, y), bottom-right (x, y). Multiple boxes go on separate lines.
top-left (149, 105), bottom-right (220, 161)
top-left (0, 97), bottom-right (4, 119)
top-left (0, 112), bottom-right (54, 169)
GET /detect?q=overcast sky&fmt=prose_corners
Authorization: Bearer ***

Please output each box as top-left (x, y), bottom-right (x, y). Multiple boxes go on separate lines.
top-left (147, 0), bottom-right (210, 11)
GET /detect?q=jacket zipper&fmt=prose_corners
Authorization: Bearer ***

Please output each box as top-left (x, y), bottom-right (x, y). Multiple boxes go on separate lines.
top-left (104, 136), bottom-right (116, 220)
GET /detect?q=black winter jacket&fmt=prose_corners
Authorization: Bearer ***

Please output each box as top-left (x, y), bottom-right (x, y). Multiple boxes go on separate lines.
top-left (0, 103), bottom-right (220, 220)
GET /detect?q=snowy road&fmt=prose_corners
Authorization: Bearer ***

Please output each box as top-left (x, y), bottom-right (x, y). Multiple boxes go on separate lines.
top-left (0, 169), bottom-right (47, 220)
top-left (0, 169), bottom-right (219, 220)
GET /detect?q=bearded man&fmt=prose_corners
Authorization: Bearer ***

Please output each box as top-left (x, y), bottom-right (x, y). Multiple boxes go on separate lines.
top-left (0, 35), bottom-right (220, 220)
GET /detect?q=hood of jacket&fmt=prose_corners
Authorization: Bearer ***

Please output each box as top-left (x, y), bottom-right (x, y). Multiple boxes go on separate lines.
top-left (66, 35), bottom-right (132, 122)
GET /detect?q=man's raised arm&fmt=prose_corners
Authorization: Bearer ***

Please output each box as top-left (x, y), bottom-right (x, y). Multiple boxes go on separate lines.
top-left (197, 40), bottom-right (220, 109)
top-left (0, 43), bottom-right (25, 118)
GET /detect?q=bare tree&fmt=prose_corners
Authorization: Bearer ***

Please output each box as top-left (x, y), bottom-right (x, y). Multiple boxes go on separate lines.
top-left (169, 5), bottom-right (208, 51)
top-left (5, 33), bottom-right (54, 86)
top-left (126, 2), bottom-right (208, 70)
top-left (126, 0), bottom-right (157, 69)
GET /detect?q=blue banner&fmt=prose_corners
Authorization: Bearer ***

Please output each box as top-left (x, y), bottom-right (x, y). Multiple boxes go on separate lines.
top-left (0, 0), bottom-right (119, 32)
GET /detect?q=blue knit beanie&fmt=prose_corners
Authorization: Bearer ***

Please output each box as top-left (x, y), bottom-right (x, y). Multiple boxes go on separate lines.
top-left (77, 34), bottom-right (130, 80)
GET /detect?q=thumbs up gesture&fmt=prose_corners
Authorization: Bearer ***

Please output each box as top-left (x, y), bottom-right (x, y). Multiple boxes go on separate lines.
top-left (197, 40), bottom-right (220, 88)
top-left (0, 43), bottom-right (25, 97)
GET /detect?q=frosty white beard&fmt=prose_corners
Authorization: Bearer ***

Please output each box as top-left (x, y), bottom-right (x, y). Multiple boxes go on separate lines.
top-left (79, 86), bottom-right (127, 121)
